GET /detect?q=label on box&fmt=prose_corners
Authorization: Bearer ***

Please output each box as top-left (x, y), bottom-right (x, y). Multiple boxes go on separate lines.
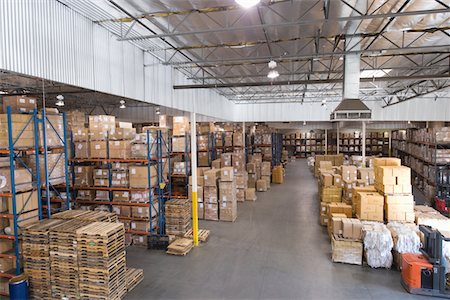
top-left (204, 175), bottom-right (208, 180)
top-left (199, 203), bottom-right (203, 208)
top-left (20, 108), bottom-right (26, 112)
top-left (117, 174), bottom-right (121, 179)
top-left (131, 223), bottom-right (136, 229)
top-left (29, 99), bottom-right (35, 104)
top-left (222, 202), bottom-right (226, 208)
top-left (115, 141), bottom-right (120, 146)
top-left (131, 168), bottom-right (136, 175)
top-left (223, 196), bottom-right (227, 202)
top-left (208, 204), bottom-right (212, 209)
top-left (19, 98), bottom-right (25, 103)
top-left (124, 192), bottom-right (129, 197)
top-left (138, 208), bottom-right (143, 213)
top-left (100, 180), bottom-right (104, 185)
top-left (224, 171), bottom-right (228, 176)
top-left (95, 144), bottom-right (100, 150)
top-left (78, 129), bottom-right (82, 134)
top-left (78, 167), bottom-right (82, 173)
top-left (139, 237), bottom-right (144, 242)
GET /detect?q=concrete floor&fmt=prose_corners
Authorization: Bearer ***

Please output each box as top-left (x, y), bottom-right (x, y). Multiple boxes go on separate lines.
top-left (125, 159), bottom-right (427, 300)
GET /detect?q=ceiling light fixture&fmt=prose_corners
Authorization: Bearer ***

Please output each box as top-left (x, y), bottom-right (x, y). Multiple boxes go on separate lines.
top-left (156, 107), bottom-right (161, 115)
top-left (119, 99), bottom-right (126, 109)
top-left (303, 121), bottom-right (306, 126)
top-left (235, 0), bottom-right (260, 8)
top-left (55, 95), bottom-right (64, 107)
top-left (268, 60), bottom-right (277, 69)
top-left (267, 70), bottom-right (279, 79)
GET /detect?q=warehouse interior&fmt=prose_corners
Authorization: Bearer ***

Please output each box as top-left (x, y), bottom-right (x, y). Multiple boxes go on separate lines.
top-left (0, 0), bottom-right (449, 299)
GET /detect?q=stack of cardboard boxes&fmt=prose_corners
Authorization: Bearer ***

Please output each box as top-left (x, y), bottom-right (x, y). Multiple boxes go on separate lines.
top-left (1, 95), bottom-right (37, 113)
top-left (232, 152), bottom-right (247, 202)
top-left (219, 167), bottom-right (237, 222)
top-left (204, 169), bottom-right (220, 221)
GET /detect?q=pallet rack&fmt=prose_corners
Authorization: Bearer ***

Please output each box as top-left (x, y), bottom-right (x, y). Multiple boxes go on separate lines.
top-left (0, 107), bottom-right (71, 295)
top-left (283, 131), bottom-right (325, 158)
top-left (197, 131), bottom-right (214, 167)
top-left (172, 133), bottom-right (190, 197)
top-left (72, 129), bottom-right (171, 236)
top-left (272, 133), bottom-right (283, 166)
top-left (392, 128), bottom-right (450, 216)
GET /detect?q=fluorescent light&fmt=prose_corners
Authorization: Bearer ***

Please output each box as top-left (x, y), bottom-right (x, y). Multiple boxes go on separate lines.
top-left (235, 0), bottom-right (260, 8)
top-left (120, 104), bottom-right (126, 109)
top-left (55, 99), bottom-right (64, 107)
top-left (156, 107), bottom-right (161, 115)
top-left (360, 69), bottom-right (392, 78)
top-left (267, 70), bottom-right (279, 79)
top-left (303, 121), bottom-right (306, 125)
top-left (268, 60), bottom-right (277, 69)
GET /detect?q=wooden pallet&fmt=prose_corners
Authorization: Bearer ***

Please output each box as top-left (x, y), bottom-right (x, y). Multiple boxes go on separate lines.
top-left (125, 268), bottom-right (144, 292)
top-left (53, 209), bottom-right (118, 222)
top-left (166, 238), bottom-right (194, 256)
top-left (184, 229), bottom-right (210, 242)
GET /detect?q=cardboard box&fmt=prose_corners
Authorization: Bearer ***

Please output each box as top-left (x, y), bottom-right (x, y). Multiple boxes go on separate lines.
top-left (320, 214), bottom-right (328, 226)
top-left (159, 115), bottom-right (173, 128)
top-left (221, 153), bottom-right (232, 167)
top-left (340, 165), bottom-right (358, 182)
top-left (321, 173), bottom-right (333, 187)
top-left (0, 168), bottom-right (32, 193)
top-left (204, 186), bottom-right (218, 204)
top-left (2, 191), bottom-right (38, 214)
top-left (261, 162), bottom-right (271, 176)
top-left (72, 127), bottom-right (89, 142)
top-left (331, 216), bottom-right (344, 236)
top-left (246, 163), bottom-right (256, 174)
top-left (235, 172), bottom-right (248, 189)
top-left (111, 171), bottom-right (128, 187)
top-left (74, 166), bottom-right (94, 187)
top-left (205, 203), bottom-right (218, 221)
top-left (88, 115), bottom-right (116, 131)
top-left (204, 169), bottom-right (220, 187)
top-left (113, 191), bottom-right (130, 202)
top-left (331, 235), bottom-right (363, 265)
top-left (321, 187), bottom-right (342, 203)
top-left (327, 202), bottom-right (352, 218)
top-left (77, 190), bottom-right (95, 200)
top-left (197, 201), bottom-right (205, 219)
top-left (245, 188), bottom-right (257, 201)
top-left (75, 142), bottom-right (90, 158)
top-left (198, 152), bottom-right (209, 167)
top-left (188, 175), bottom-right (204, 187)
top-left (130, 191), bottom-right (150, 203)
top-left (112, 205), bottom-right (131, 217)
top-left (236, 189), bottom-right (245, 202)
top-left (129, 166), bottom-right (157, 188)
top-left (373, 157), bottom-right (401, 167)
top-left (261, 175), bottom-right (271, 189)
top-left (2, 96), bottom-right (36, 113)
top-left (247, 173), bottom-right (256, 188)
top-left (173, 116), bottom-right (189, 136)
top-left (219, 200), bottom-right (237, 222)
top-left (90, 141), bottom-right (107, 158)
top-left (130, 221), bottom-right (150, 232)
top-left (188, 186), bottom-right (204, 203)
top-left (355, 192), bottom-right (384, 221)
top-left (219, 180), bottom-right (236, 204)
top-left (212, 159), bottom-right (221, 169)
top-left (109, 127), bottom-right (136, 140)
top-left (172, 136), bottom-right (186, 153)
top-left (220, 167), bottom-right (234, 182)
top-left (341, 218), bottom-right (362, 240)
top-left (256, 179), bottom-right (267, 192)
top-left (108, 140), bottom-right (132, 159)
top-left (384, 194), bottom-right (414, 222)
top-left (333, 174), bottom-right (342, 187)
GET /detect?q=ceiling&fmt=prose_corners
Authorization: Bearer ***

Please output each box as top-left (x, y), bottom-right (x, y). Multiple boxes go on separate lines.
top-left (46, 0), bottom-right (450, 106)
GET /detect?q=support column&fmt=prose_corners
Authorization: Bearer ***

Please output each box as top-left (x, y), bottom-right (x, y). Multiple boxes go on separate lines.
top-left (325, 129), bottom-right (328, 155)
top-left (362, 121), bottom-right (366, 167)
top-left (388, 130), bottom-right (392, 157)
top-left (190, 112), bottom-right (199, 246)
top-left (337, 125), bottom-right (340, 154)
top-left (242, 122), bottom-right (245, 151)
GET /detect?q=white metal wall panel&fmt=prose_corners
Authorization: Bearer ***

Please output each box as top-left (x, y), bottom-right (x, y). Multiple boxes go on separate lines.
top-left (92, 26), bottom-right (111, 93)
top-left (109, 37), bottom-right (124, 97)
top-left (73, 15), bottom-right (94, 88)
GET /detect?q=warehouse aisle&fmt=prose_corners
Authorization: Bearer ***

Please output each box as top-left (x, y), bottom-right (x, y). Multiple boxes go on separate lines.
top-left (125, 160), bottom-right (421, 300)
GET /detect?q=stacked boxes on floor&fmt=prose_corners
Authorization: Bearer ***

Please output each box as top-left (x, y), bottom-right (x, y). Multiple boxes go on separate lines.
top-left (197, 123), bottom-right (213, 167)
top-left (165, 198), bottom-right (192, 236)
top-left (0, 113), bottom-right (36, 148)
top-left (219, 167), bottom-right (237, 222)
top-left (204, 169), bottom-right (220, 221)
top-left (233, 152), bottom-right (247, 202)
top-left (374, 157), bottom-right (414, 223)
top-left (189, 168), bottom-right (207, 219)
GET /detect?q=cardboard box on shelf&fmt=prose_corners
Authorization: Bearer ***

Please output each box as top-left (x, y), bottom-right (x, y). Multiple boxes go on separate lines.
top-left (90, 141), bottom-right (107, 158)
top-left (246, 163), bottom-right (256, 174)
top-left (321, 173), bottom-right (333, 187)
top-left (256, 179), bottom-right (267, 192)
top-left (220, 167), bottom-right (234, 182)
top-left (130, 221), bottom-right (150, 232)
top-left (72, 127), bottom-right (89, 142)
top-left (172, 136), bottom-right (186, 153)
top-left (159, 115), bottom-right (173, 129)
top-left (129, 166), bottom-right (157, 188)
top-left (232, 133), bottom-right (243, 146)
top-left (188, 175), bottom-right (204, 186)
top-left (112, 205), bottom-right (131, 217)
top-left (188, 185), bottom-right (204, 203)
top-left (111, 171), bottom-right (128, 187)
top-left (88, 115), bottom-right (116, 131)
top-left (354, 191), bottom-right (384, 222)
top-left (2, 96), bottom-right (36, 113)
top-left (221, 153), bottom-right (232, 167)
top-left (384, 194), bottom-right (414, 222)
top-left (131, 206), bottom-right (150, 219)
top-left (321, 187), bottom-right (342, 203)
top-left (74, 142), bottom-right (90, 158)
top-left (2, 191), bottom-right (38, 214)
top-left (77, 190), bottom-right (95, 200)
top-left (327, 202), bottom-right (352, 218)
top-left (261, 162), bottom-right (271, 176)
top-left (108, 140), bottom-right (132, 159)
top-left (0, 168), bottom-right (32, 193)
top-left (247, 173), bottom-right (256, 189)
top-left (173, 116), bottom-right (189, 136)
top-left (74, 166), bottom-right (94, 187)
top-left (130, 191), bottom-right (150, 203)
top-left (219, 200), bottom-right (237, 222)
top-left (113, 191), bottom-right (130, 202)
top-left (198, 152), bottom-right (209, 167)
top-left (204, 203), bottom-right (219, 221)
top-left (340, 166), bottom-right (358, 182)
top-left (109, 128), bottom-right (136, 140)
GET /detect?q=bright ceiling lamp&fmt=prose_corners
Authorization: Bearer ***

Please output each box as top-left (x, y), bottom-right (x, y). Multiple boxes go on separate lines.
top-left (119, 99), bottom-right (126, 109)
top-left (235, 0), bottom-right (260, 8)
top-left (267, 70), bottom-right (279, 79)
top-left (55, 94), bottom-right (64, 107)
top-left (360, 69), bottom-right (392, 78)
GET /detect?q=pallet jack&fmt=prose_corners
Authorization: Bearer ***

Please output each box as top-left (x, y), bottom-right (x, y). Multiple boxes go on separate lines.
top-left (401, 225), bottom-right (450, 298)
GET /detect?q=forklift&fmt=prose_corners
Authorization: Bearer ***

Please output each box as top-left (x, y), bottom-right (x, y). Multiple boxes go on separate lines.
top-left (402, 225), bottom-right (450, 298)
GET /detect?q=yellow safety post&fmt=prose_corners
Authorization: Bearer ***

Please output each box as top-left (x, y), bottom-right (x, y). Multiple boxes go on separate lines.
top-left (190, 112), bottom-right (199, 246)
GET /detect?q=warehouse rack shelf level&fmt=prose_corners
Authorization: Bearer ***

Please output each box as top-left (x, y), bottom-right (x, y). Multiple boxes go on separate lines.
top-left (171, 132), bottom-right (189, 197)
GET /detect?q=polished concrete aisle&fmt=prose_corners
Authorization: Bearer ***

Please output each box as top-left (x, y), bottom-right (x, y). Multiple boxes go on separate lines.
top-left (125, 160), bottom-right (422, 299)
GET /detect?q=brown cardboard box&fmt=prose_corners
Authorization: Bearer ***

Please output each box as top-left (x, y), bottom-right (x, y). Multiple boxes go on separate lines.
top-left (373, 157), bottom-right (401, 167)
top-left (204, 169), bottom-right (220, 187)
top-left (112, 205), bottom-right (131, 217)
top-left (247, 173), bottom-right (256, 188)
top-left (220, 167), bottom-right (234, 182)
top-left (321, 187), bottom-right (342, 203)
top-left (246, 163), bottom-right (256, 174)
top-left (72, 127), bottom-right (89, 142)
top-left (340, 165), bottom-right (358, 181)
top-left (256, 179), bottom-right (267, 192)
top-left (204, 186), bottom-right (218, 204)
top-left (197, 201), bottom-right (205, 219)
top-left (385, 194), bottom-right (414, 222)
top-left (221, 153), bottom-right (232, 167)
top-left (77, 190), bottom-right (95, 200)
top-left (355, 192), bottom-right (384, 221)
top-left (212, 159), bottom-right (221, 169)
top-left (188, 175), bottom-right (204, 187)
top-left (0, 240), bottom-right (13, 254)
top-left (351, 185), bottom-right (377, 212)
top-left (89, 128), bottom-right (108, 141)
top-left (130, 191), bottom-right (150, 203)
top-left (327, 202), bottom-right (352, 218)
top-left (198, 152), bottom-right (209, 167)
top-left (232, 133), bottom-right (243, 146)
top-left (219, 180), bottom-right (236, 204)
top-left (3, 191), bottom-right (38, 213)
top-left (27, 153), bottom-right (66, 187)
top-left (351, 219), bottom-right (363, 240)
top-left (94, 178), bottom-right (109, 187)
top-left (132, 235), bottom-right (148, 247)
top-left (331, 235), bottom-right (363, 265)
top-left (113, 191), bottom-right (130, 202)
top-left (321, 173), bottom-right (333, 187)
top-left (261, 162), bottom-right (271, 176)
top-left (109, 140), bottom-right (132, 159)
top-left (111, 171), bottom-right (128, 187)
top-left (261, 175), bottom-right (271, 188)
top-left (0, 258), bottom-right (14, 273)
top-left (358, 168), bottom-right (375, 185)
top-left (219, 200), bottom-right (237, 222)
top-left (245, 188), bottom-right (257, 201)
top-left (205, 203), bottom-right (219, 221)
top-left (331, 216), bottom-right (344, 236)
top-left (74, 166), bottom-right (94, 187)
top-left (109, 128), bottom-right (136, 140)
top-left (0, 168), bottom-right (32, 193)
top-left (2, 96), bottom-right (36, 113)
top-left (130, 221), bottom-right (150, 232)
top-left (173, 116), bottom-right (189, 136)
top-left (132, 206), bottom-right (150, 219)
top-left (320, 213), bottom-right (328, 226)
top-left (235, 172), bottom-right (248, 189)
top-left (333, 174), bottom-right (342, 187)
top-left (129, 166), bottom-right (157, 188)
top-left (75, 142), bottom-right (90, 158)
top-left (159, 115), bottom-right (173, 128)
top-left (172, 136), bottom-right (186, 152)
top-left (90, 141), bottom-right (107, 158)
top-left (88, 115), bottom-right (116, 131)
top-left (236, 188), bottom-right (245, 202)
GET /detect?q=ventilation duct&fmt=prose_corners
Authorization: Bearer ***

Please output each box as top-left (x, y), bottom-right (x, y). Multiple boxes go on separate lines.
top-left (330, 98), bottom-right (371, 121)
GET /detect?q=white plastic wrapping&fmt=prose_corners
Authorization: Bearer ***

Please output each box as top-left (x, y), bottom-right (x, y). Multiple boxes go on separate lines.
top-left (443, 239), bottom-right (450, 274)
top-left (362, 221), bottom-right (394, 268)
top-left (387, 222), bottom-right (421, 254)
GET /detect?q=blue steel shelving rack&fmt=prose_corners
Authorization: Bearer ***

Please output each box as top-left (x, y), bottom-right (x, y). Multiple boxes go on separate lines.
top-left (171, 133), bottom-right (189, 197)
top-left (0, 107), bottom-right (71, 291)
top-left (271, 133), bottom-right (283, 167)
top-left (39, 109), bottom-right (71, 216)
top-left (72, 128), bottom-right (171, 236)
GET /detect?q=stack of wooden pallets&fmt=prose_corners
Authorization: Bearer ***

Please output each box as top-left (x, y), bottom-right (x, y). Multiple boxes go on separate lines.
top-left (53, 209), bottom-right (118, 222)
top-left (22, 219), bottom-right (64, 300)
top-left (166, 238), bottom-right (194, 256)
top-left (125, 268), bottom-right (144, 292)
top-left (50, 219), bottom-right (91, 299)
top-left (76, 222), bottom-right (127, 300)
top-left (165, 199), bottom-right (191, 236)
